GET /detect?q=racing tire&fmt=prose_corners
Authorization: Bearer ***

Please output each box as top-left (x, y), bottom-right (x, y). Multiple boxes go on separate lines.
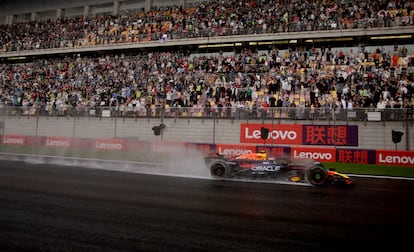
top-left (210, 160), bottom-right (230, 179)
top-left (307, 165), bottom-right (328, 186)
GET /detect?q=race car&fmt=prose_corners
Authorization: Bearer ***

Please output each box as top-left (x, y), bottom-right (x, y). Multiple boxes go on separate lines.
top-left (205, 151), bottom-right (353, 187)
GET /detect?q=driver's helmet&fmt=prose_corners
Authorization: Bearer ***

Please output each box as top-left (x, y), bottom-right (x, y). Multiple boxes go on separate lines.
top-left (257, 150), bottom-right (267, 160)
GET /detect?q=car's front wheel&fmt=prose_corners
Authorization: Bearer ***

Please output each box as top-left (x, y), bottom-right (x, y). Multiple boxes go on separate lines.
top-left (307, 165), bottom-right (328, 186)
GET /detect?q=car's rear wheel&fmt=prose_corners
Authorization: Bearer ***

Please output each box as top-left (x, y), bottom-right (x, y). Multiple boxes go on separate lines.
top-left (210, 160), bottom-right (229, 179)
top-left (307, 165), bottom-right (328, 186)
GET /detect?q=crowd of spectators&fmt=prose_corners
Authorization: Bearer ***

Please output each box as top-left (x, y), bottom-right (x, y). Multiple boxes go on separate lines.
top-left (0, 44), bottom-right (412, 119)
top-left (0, 0), bottom-right (413, 120)
top-left (0, 0), bottom-right (413, 52)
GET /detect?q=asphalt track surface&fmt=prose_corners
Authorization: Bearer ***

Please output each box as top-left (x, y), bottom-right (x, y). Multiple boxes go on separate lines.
top-left (1, 159), bottom-right (414, 252)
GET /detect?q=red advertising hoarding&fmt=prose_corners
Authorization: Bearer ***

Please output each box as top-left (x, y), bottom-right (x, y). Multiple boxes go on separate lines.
top-left (94, 139), bottom-right (125, 151)
top-left (45, 136), bottom-right (72, 148)
top-left (151, 141), bottom-right (186, 153)
top-left (376, 150), bottom-right (414, 167)
top-left (2, 134), bottom-right (26, 145)
top-left (336, 149), bottom-right (376, 164)
top-left (290, 146), bottom-right (336, 162)
top-left (241, 124), bottom-right (358, 146)
top-left (214, 144), bottom-right (256, 156)
top-left (240, 123), bottom-right (303, 145)
top-left (185, 143), bottom-right (214, 155)
top-left (302, 125), bottom-right (358, 146)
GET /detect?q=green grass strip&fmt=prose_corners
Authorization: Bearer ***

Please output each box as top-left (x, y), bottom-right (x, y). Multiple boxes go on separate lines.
top-left (323, 162), bottom-right (414, 178)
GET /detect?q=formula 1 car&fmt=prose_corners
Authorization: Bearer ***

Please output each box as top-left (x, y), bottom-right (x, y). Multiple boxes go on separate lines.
top-left (205, 151), bottom-right (353, 187)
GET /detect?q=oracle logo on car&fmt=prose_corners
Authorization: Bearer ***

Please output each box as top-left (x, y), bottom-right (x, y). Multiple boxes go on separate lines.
top-left (376, 150), bottom-right (414, 166)
top-left (240, 123), bottom-right (302, 144)
top-left (216, 144), bottom-right (256, 156)
top-left (291, 147), bottom-right (336, 162)
top-left (252, 165), bottom-right (281, 172)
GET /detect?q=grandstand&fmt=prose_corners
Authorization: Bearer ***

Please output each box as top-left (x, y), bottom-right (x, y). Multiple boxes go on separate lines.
top-left (0, 0), bottom-right (413, 121)
top-left (1, 0), bottom-right (413, 54)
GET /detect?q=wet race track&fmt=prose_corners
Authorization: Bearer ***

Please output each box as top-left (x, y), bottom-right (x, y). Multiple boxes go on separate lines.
top-left (1, 157), bottom-right (414, 252)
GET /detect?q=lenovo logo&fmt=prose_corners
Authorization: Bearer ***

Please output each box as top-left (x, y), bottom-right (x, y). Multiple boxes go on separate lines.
top-left (95, 141), bottom-right (123, 150)
top-left (293, 150), bottom-right (334, 161)
top-left (217, 146), bottom-right (252, 156)
top-left (3, 136), bottom-right (24, 145)
top-left (378, 154), bottom-right (414, 165)
top-left (240, 123), bottom-right (302, 144)
top-left (46, 139), bottom-right (70, 147)
top-left (244, 128), bottom-right (298, 140)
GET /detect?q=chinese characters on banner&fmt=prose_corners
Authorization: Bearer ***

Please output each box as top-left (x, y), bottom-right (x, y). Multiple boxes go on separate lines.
top-left (240, 123), bottom-right (358, 146)
top-left (336, 149), bottom-right (376, 164)
top-left (302, 125), bottom-right (358, 146)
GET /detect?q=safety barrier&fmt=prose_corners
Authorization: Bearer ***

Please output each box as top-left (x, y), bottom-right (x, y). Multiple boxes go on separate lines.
top-left (1, 105), bottom-right (413, 122)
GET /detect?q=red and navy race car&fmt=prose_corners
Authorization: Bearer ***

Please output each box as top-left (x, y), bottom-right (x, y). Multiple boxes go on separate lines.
top-left (205, 151), bottom-right (353, 187)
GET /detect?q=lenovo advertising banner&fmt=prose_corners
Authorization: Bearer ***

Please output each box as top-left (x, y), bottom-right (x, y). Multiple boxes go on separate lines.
top-left (214, 144), bottom-right (256, 156)
top-left (94, 139), bottom-right (125, 151)
top-left (45, 137), bottom-right (90, 149)
top-left (45, 136), bottom-right (72, 148)
top-left (290, 146), bottom-right (336, 162)
top-left (240, 123), bottom-right (302, 145)
top-left (376, 150), bottom-right (414, 167)
top-left (240, 124), bottom-right (358, 146)
top-left (257, 145), bottom-right (291, 158)
top-left (185, 143), bottom-right (214, 155)
top-left (2, 134), bottom-right (26, 145)
top-left (152, 141), bottom-right (186, 153)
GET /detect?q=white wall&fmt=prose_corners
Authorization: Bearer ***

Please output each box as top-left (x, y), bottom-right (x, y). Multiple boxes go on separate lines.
top-left (2, 116), bottom-right (412, 151)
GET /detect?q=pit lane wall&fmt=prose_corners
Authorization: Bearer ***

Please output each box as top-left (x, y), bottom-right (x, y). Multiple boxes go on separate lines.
top-left (1, 135), bottom-right (413, 167)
